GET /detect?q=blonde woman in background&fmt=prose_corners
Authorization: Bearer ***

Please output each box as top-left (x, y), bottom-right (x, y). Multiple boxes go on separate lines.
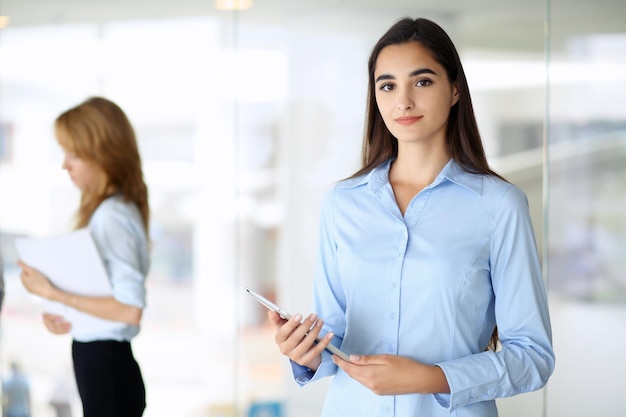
top-left (18, 97), bottom-right (150, 417)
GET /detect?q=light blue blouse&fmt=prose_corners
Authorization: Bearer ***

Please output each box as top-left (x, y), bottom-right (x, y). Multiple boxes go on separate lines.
top-left (292, 159), bottom-right (555, 417)
top-left (75, 195), bottom-right (149, 343)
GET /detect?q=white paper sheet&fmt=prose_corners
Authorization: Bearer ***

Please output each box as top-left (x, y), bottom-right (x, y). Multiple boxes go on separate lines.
top-left (15, 228), bottom-right (126, 338)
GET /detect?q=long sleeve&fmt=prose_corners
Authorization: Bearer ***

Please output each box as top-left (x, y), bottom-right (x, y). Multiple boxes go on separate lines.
top-left (76, 195), bottom-right (150, 342)
top-left (434, 184), bottom-right (555, 410)
top-left (90, 199), bottom-right (149, 309)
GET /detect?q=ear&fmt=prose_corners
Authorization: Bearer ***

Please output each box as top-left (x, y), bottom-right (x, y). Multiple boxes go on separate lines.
top-left (451, 82), bottom-right (460, 106)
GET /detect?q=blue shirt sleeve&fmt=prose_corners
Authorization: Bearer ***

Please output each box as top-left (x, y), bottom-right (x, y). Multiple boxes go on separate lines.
top-left (434, 185), bottom-right (555, 410)
top-left (89, 197), bottom-right (150, 309)
top-left (291, 350), bottom-right (337, 386)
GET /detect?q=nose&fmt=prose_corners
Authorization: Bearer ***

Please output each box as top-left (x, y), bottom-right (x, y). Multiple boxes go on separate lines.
top-left (396, 89), bottom-right (414, 111)
top-left (61, 155), bottom-right (70, 170)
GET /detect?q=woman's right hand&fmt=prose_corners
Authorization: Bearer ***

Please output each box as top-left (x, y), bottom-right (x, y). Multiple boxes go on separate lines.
top-left (268, 310), bottom-right (332, 371)
top-left (42, 313), bottom-right (71, 335)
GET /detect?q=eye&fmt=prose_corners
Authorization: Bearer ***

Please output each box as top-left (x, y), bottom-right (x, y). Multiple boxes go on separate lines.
top-left (416, 79), bottom-right (432, 87)
top-left (378, 83), bottom-right (395, 92)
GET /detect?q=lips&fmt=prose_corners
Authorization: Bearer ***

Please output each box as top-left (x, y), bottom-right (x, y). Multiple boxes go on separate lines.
top-left (395, 116), bottom-right (422, 126)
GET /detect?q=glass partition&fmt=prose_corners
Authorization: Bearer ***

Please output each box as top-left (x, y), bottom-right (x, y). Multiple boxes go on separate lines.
top-left (545, 1), bottom-right (626, 415)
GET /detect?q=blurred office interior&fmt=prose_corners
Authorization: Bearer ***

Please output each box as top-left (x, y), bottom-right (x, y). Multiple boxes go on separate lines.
top-left (0, 0), bottom-right (625, 416)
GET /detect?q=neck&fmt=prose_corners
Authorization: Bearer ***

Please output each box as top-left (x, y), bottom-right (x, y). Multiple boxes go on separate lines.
top-left (390, 142), bottom-right (450, 187)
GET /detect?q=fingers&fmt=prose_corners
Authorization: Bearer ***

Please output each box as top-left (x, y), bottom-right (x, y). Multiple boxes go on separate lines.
top-left (274, 313), bottom-right (327, 366)
top-left (337, 354), bottom-right (386, 366)
top-left (19, 264), bottom-right (34, 283)
top-left (274, 313), bottom-right (307, 349)
top-left (333, 354), bottom-right (382, 375)
top-left (17, 261), bottom-right (35, 277)
top-left (347, 354), bottom-right (367, 364)
top-left (46, 320), bottom-right (71, 334)
top-left (19, 267), bottom-right (54, 299)
top-left (20, 272), bottom-right (35, 292)
top-left (42, 313), bottom-right (71, 335)
top-left (267, 310), bottom-right (287, 327)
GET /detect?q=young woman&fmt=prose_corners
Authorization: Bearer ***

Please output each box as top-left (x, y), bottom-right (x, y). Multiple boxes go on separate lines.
top-left (19, 97), bottom-right (149, 417)
top-left (269, 17), bottom-right (555, 416)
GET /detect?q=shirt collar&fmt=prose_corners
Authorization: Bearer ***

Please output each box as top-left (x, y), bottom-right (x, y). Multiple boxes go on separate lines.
top-left (438, 159), bottom-right (484, 196)
top-left (340, 158), bottom-right (484, 196)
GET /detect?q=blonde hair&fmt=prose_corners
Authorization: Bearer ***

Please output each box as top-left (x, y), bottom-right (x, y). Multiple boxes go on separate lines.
top-left (55, 97), bottom-right (150, 235)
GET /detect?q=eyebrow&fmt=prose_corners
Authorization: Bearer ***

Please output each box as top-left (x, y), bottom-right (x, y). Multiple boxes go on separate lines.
top-left (375, 68), bottom-right (437, 83)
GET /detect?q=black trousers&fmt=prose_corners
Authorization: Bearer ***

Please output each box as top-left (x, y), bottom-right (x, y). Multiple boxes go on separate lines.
top-left (72, 340), bottom-right (146, 417)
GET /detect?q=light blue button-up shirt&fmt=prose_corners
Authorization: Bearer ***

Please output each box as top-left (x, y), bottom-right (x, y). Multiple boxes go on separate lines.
top-left (75, 195), bottom-right (150, 343)
top-left (292, 158), bottom-right (555, 417)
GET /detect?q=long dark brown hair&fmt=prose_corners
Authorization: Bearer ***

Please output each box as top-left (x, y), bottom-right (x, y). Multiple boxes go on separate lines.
top-left (55, 97), bottom-right (150, 236)
top-left (355, 18), bottom-right (501, 350)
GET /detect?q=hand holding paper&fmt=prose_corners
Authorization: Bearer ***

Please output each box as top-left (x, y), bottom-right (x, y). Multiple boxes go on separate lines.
top-left (18, 260), bottom-right (57, 300)
top-left (15, 228), bottom-right (126, 337)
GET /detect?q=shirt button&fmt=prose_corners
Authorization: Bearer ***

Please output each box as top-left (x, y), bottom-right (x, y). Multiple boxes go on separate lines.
top-left (386, 345), bottom-right (393, 352)
top-left (390, 313), bottom-right (395, 320)
top-left (384, 407), bottom-right (390, 413)
top-left (391, 283), bottom-right (396, 289)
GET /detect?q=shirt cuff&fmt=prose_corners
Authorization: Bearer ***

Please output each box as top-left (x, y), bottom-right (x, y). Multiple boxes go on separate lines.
top-left (290, 351), bottom-right (338, 386)
top-left (433, 393), bottom-right (451, 409)
top-left (291, 361), bottom-right (315, 385)
top-left (435, 351), bottom-right (499, 411)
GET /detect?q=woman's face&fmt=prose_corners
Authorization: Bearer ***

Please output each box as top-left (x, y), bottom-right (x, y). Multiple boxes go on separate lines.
top-left (60, 149), bottom-right (106, 193)
top-left (374, 41), bottom-right (459, 148)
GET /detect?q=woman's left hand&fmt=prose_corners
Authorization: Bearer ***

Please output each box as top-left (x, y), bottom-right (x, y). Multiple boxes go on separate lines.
top-left (18, 260), bottom-right (56, 300)
top-left (333, 354), bottom-right (450, 395)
